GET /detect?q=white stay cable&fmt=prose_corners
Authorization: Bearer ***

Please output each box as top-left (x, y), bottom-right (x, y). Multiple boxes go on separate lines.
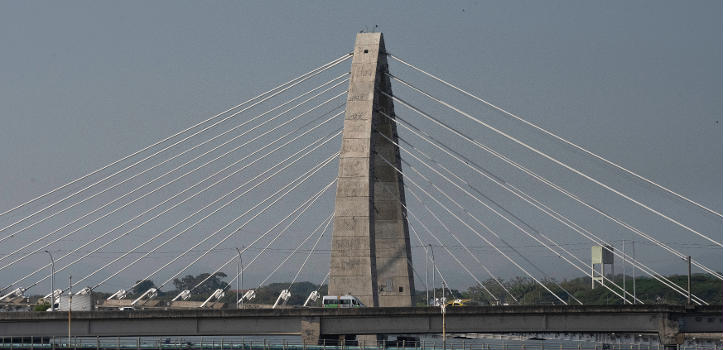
top-left (397, 137), bottom-right (622, 305)
top-left (389, 132), bottom-right (638, 304)
top-left (402, 185), bottom-right (509, 302)
top-left (0, 105), bottom-right (344, 274)
top-left (287, 212), bottom-right (334, 288)
top-left (407, 182), bottom-right (581, 304)
top-left (15, 128), bottom-right (342, 293)
top-left (86, 121), bottom-right (339, 289)
top-left (385, 79), bottom-right (722, 248)
top-left (0, 74), bottom-right (348, 246)
top-left (406, 220), bottom-right (450, 297)
top-left (199, 182), bottom-right (334, 292)
top-left (101, 178), bottom-right (335, 292)
top-left (379, 130), bottom-right (571, 303)
top-left (388, 54), bottom-right (722, 220)
top-left (0, 53), bottom-right (351, 220)
top-left (508, 183), bottom-right (705, 305)
top-left (0, 59), bottom-right (348, 243)
top-left (102, 132), bottom-right (339, 293)
top-left (408, 223), bottom-right (453, 298)
top-left (93, 124), bottom-right (341, 292)
top-left (154, 151), bottom-right (339, 291)
top-left (402, 203), bottom-right (500, 302)
top-left (78, 132), bottom-right (339, 290)
top-left (380, 97), bottom-right (723, 279)
top-left (223, 182), bottom-right (336, 290)
top-left (377, 153), bottom-right (568, 305)
top-left (378, 130), bottom-right (589, 304)
top-left (316, 273), bottom-right (330, 291)
top-left (381, 110), bottom-right (708, 302)
top-left (0, 88), bottom-right (346, 266)
top-left (254, 213), bottom-right (333, 290)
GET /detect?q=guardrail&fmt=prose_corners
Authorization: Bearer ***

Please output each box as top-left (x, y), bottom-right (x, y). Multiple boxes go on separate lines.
top-left (0, 337), bottom-right (720, 350)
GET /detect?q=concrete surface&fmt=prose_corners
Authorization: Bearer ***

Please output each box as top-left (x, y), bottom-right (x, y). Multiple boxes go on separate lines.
top-left (329, 32), bottom-right (414, 309)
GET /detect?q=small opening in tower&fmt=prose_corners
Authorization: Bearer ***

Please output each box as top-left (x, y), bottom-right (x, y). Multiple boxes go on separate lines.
top-left (363, 49), bottom-right (369, 53)
top-left (398, 286), bottom-right (404, 293)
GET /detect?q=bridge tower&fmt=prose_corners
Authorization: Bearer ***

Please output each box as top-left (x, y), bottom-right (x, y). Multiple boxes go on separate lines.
top-left (328, 33), bottom-right (415, 308)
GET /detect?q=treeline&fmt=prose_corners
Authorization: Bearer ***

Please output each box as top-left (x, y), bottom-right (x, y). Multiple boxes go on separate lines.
top-left (89, 273), bottom-right (328, 306)
top-left (84, 272), bottom-right (721, 307)
top-left (413, 274), bottom-right (723, 306)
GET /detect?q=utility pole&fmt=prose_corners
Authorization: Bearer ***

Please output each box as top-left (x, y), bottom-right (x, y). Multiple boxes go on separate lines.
top-left (45, 250), bottom-right (55, 312)
top-left (632, 241), bottom-right (636, 304)
top-left (241, 245), bottom-right (245, 309)
top-left (424, 245), bottom-right (429, 306)
top-left (68, 275), bottom-right (72, 346)
top-left (429, 244), bottom-right (436, 305)
top-left (441, 281), bottom-right (447, 350)
top-left (235, 248), bottom-right (242, 310)
top-left (622, 240), bottom-right (627, 304)
top-left (687, 256), bottom-right (692, 305)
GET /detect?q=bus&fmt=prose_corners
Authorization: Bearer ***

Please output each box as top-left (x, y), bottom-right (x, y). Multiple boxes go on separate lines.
top-left (322, 295), bottom-right (365, 308)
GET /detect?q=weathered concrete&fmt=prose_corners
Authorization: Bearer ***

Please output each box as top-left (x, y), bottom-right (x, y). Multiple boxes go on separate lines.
top-left (0, 305), bottom-right (719, 346)
top-left (300, 316), bottom-right (321, 345)
top-left (329, 32), bottom-right (414, 309)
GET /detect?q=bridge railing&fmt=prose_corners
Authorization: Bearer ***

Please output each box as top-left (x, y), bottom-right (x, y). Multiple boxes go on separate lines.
top-left (0, 337), bottom-right (719, 350)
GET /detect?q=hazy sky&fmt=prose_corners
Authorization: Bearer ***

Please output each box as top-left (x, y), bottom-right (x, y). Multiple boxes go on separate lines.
top-left (0, 1), bottom-right (720, 295)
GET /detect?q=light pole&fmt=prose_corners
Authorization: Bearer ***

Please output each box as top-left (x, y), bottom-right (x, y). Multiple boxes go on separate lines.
top-left (424, 245), bottom-right (429, 306)
top-left (68, 275), bottom-right (72, 346)
top-left (429, 244), bottom-right (436, 305)
top-left (632, 240), bottom-right (637, 304)
top-left (236, 245), bottom-right (246, 309)
top-left (236, 246), bottom-right (244, 309)
top-left (441, 281), bottom-right (447, 350)
top-left (687, 256), bottom-right (692, 305)
top-left (44, 250), bottom-right (55, 312)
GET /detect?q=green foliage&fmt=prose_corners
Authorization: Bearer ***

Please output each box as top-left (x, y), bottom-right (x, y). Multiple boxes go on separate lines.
top-left (33, 300), bottom-right (50, 312)
top-left (169, 272), bottom-right (228, 300)
top-left (131, 279), bottom-right (157, 298)
top-left (447, 273), bottom-right (723, 305)
top-left (171, 272), bottom-right (229, 301)
top-left (91, 271), bottom-right (722, 308)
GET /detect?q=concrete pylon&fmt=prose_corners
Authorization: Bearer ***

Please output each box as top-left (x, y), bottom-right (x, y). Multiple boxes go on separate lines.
top-left (329, 33), bottom-right (415, 308)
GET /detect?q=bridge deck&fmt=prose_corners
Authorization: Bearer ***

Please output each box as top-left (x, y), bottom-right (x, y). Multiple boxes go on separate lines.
top-left (0, 305), bottom-right (720, 340)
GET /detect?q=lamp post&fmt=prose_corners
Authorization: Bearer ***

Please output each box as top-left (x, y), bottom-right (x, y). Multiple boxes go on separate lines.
top-left (236, 246), bottom-right (246, 309)
top-left (441, 281), bottom-right (447, 350)
top-left (429, 244), bottom-right (436, 305)
top-left (424, 245), bottom-right (429, 306)
top-left (687, 256), bottom-right (692, 305)
top-left (44, 250), bottom-right (55, 312)
top-left (68, 275), bottom-right (72, 346)
top-left (235, 247), bottom-right (244, 309)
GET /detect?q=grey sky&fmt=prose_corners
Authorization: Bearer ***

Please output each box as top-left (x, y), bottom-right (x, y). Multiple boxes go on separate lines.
top-left (0, 1), bottom-right (720, 294)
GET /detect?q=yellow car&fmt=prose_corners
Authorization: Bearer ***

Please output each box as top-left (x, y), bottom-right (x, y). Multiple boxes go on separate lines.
top-left (446, 298), bottom-right (472, 306)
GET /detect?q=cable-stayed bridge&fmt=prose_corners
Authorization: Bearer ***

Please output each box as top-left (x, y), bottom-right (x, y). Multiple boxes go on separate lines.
top-left (0, 33), bottom-right (720, 346)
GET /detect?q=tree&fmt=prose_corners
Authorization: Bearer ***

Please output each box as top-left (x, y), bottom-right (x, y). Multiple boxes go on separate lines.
top-left (33, 300), bottom-right (50, 312)
top-left (131, 280), bottom-right (156, 297)
top-left (172, 272), bottom-right (228, 297)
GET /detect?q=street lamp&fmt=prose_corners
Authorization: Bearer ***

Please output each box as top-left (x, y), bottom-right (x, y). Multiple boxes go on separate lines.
top-left (44, 250), bottom-right (55, 312)
top-left (235, 247), bottom-right (244, 309)
top-left (441, 281), bottom-right (447, 350)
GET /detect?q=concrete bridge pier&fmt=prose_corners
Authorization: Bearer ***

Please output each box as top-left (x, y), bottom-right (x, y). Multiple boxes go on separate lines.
top-left (301, 316), bottom-right (377, 346)
top-left (300, 317), bottom-right (321, 345)
top-left (658, 313), bottom-right (684, 349)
